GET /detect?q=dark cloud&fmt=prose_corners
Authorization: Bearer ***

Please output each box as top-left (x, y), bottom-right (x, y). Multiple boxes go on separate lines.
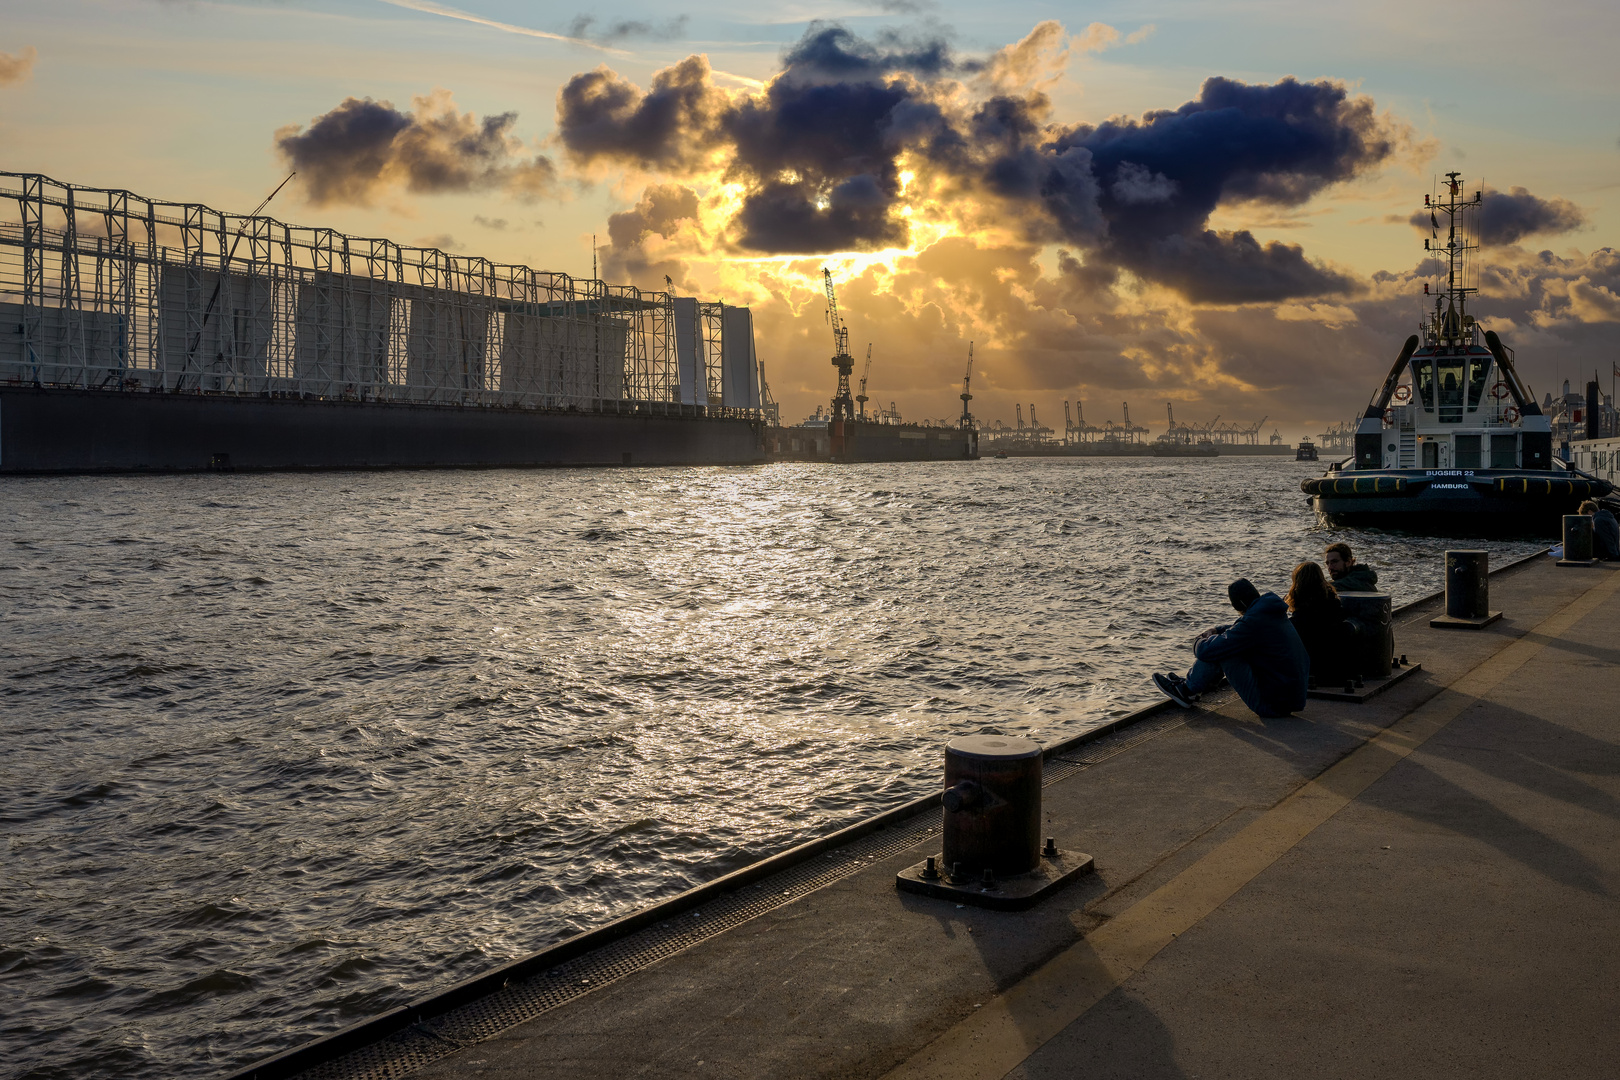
top-left (565, 14), bottom-right (689, 44)
top-left (1119, 229), bottom-right (1358, 304)
top-left (555, 55), bottom-right (727, 171)
top-left (0, 45), bottom-right (37, 87)
top-left (1056, 76), bottom-right (1394, 300)
top-left (274, 90), bottom-right (556, 207)
top-left (1406, 185), bottom-right (1585, 246)
top-left (557, 27), bottom-right (1400, 298)
top-left (779, 22), bottom-right (979, 80)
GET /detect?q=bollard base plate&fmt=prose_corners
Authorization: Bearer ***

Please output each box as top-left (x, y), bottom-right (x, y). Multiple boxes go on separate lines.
top-left (1556, 559), bottom-right (1597, 568)
top-left (895, 848), bottom-right (1094, 911)
top-left (1306, 662), bottom-right (1422, 703)
top-left (1430, 611), bottom-right (1502, 630)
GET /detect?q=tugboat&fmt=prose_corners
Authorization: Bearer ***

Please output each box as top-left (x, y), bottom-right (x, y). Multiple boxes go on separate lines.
top-left (1303, 173), bottom-right (1611, 536)
top-left (1295, 437), bottom-right (1319, 462)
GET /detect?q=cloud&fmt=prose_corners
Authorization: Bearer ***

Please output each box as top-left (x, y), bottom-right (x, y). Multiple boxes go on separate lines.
top-left (565, 14), bottom-right (689, 44)
top-left (541, 23), bottom-right (1620, 431)
top-left (981, 20), bottom-right (1070, 91)
top-left (777, 22), bottom-right (981, 80)
top-left (555, 55), bottom-right (728, 171)
top-left (274, 89), bottom-right (556, 207)
top-left (0, 45), bottom-right (37, 86)
top-left (555, 27), bottom-right (1404, 296)
top-left (600, 183), bottom-right (702, 283)
top-left (1474, 185), bottom-right (1585, 244)
top-left (1409, 184), bottom-right (1584, 246)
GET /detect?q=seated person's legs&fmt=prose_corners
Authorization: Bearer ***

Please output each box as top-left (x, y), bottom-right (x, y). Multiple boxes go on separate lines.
top-left (1220, 657), bottom-right (1295, 718)
top-left (1218, 658), bottom-right (1263, 713)
top-left (1184, 658), bottom-right (1224, 695)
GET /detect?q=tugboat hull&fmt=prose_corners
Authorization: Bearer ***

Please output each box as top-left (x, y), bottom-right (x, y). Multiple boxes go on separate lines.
top-left (1305, 471), bottom-right (1611, 537)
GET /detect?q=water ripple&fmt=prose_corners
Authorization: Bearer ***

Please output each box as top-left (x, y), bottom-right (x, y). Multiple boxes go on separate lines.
top-left (0, 459), bottom-right (1539, 1078)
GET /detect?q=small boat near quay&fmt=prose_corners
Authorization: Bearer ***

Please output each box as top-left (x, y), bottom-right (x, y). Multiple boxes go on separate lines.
top-left (1304, 173), bottom-right (1611, 536)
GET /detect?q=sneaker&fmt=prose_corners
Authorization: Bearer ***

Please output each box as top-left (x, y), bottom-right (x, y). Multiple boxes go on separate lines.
top-left (1153, 672), bottom-right (1198, 709)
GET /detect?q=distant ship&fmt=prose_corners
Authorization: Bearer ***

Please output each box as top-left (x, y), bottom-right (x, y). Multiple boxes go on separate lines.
top-left (1303, 173), bottom-right (1610, 536)
top-left (770, 271), bottom-right (978, 463)
top-left (1295, 438), bottom-right (1318, 462)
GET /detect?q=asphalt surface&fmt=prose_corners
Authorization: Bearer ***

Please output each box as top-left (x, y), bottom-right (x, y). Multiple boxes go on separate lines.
top-left (402, 555), bottom-right (1620, 1080)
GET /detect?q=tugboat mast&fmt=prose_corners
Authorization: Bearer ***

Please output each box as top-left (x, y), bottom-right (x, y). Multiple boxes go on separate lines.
top-left (1423, 171), bottom-right (1481, 344)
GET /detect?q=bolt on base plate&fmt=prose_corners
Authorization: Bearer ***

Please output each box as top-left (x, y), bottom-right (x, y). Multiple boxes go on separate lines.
top-left (895, 848), bottom-right (1094, 911)
top-left (1430, 611), bottom-right (1502, 630)
top-left (1306, 661), bottom-right (1422, 703)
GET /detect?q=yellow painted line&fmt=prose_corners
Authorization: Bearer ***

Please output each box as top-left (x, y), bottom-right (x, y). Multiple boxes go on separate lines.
top-left (884, 568), bottom-right (1620, 1080)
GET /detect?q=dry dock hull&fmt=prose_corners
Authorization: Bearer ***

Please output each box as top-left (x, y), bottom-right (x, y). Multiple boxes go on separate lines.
top-left (0, 387), bottom-right (768, 472)
top-left (1305, 469), bottom-right (1611, 537)
top-left (770, 421), bottom-right (977, 462)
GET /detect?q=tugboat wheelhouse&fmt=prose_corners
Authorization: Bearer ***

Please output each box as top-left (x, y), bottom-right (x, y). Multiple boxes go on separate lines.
top-left (1304, 172), bottom-right (1609, 536)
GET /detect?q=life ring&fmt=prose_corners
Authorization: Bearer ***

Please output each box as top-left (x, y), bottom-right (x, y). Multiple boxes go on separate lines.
top-left (1383, 407), bottom-right (1396, 425)
top-left (1503, 405), bottom-right (1521, 424)
top-left (1490, 382), bottom-right (1511, 401)
top-left (1393, 385), bottom-right (1412, 403)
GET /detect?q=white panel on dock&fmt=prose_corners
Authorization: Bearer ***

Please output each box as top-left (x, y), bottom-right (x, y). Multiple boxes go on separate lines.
top-left (721, 306), bottom-right (759, 410)
top-left (673, 297), bottom-right (707, 407)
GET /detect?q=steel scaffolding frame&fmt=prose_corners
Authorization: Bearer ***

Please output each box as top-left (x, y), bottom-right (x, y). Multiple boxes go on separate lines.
top-left (0, 172), bottom-right (748, 417)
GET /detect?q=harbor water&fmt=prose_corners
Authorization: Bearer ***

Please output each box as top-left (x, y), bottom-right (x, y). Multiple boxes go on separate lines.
top-left (0, 458), bottom-right (1542, 1078)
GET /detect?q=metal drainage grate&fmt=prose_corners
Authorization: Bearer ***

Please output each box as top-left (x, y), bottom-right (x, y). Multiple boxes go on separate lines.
top-left (290, 711), bottom-right (1190, 1080)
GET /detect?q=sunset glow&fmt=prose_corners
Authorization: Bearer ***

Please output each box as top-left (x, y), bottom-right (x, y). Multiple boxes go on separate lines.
top-left (4, 1), bottom-right (1616, 437)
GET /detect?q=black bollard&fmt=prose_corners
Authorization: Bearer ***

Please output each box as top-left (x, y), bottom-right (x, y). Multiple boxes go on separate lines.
top-left (941, 735), bottom-right (1042, 879)
top-left (1338, 591), bottom-right (1393, 679)
top-left (1558, 515), bottom-right (1596, 567)
top-left (1432, 550), bottom-right (1502, 628)
top-left (896, 734), bottom-right (1095, 909)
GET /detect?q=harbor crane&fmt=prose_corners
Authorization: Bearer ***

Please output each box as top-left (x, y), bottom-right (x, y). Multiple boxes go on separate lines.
top-left (857, 344), bottom-right (872, 419)
top-left (959, 342), bottom-right (974, 429)
top-left (822, 267), bottom-right (856, 422)
top-left (757, 361), bottom-right (780, 425)
top-left (1064, 401), bottom-right (1073, 444)
top-left (1016, 404), bottom-right (1024, 431)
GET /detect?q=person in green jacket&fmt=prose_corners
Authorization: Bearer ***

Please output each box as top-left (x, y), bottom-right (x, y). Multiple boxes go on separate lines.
top-left (1324, 542), bottom-right (1378, 591)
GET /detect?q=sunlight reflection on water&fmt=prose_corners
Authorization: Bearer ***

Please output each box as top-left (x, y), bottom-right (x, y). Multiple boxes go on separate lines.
top-left (0, 458), bottom-right (1540, 1077)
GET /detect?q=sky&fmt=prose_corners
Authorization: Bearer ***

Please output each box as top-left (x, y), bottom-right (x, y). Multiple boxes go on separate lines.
top-left (3, 0), bottom-right (1618, 439)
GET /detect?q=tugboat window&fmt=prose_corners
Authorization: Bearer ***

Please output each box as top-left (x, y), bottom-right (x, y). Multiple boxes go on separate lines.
top-left (1437, 357), bottom-right (1465, 422)
top-left (1490, 433), bottom-right (1518, 468)
top-left (1465, 354), bottom-right (1490, 412)
top-left (1455, 433), bottom-right (1482, 468)
top-left (1412, 357), bottom-right (1436, 410)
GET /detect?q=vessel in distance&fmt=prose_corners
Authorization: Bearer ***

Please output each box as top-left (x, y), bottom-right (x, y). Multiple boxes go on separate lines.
top-left (0, 173), bottom-right (770, 472)
top-left (1303, 172), bottom-right (1611, 536)
top-left (768, 268), bottom-right (978, 463)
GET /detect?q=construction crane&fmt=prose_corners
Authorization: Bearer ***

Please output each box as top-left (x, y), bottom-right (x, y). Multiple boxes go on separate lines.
top-left (1063, 401), bottom-right (1073, 445)
top-left (857, 343), bottom-right (872, 420)
top-left (757, 360), bottom-right (780, 425)
top-left (822, 267), bottom-right (856, 422)
top-left (1015, 404), bottom-right (1024, 431)
top-left (959, 342), bottom-right (974, 429)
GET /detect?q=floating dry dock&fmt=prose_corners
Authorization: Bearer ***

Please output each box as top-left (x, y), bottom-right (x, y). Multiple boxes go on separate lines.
top-left (232, 553), bottom-right (1620, 1080)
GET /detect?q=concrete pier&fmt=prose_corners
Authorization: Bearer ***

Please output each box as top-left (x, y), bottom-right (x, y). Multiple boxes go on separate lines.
top-left (249, 554), bottom-right (1620, 1080)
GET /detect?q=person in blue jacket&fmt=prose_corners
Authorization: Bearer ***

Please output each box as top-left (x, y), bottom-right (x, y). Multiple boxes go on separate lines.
top-left (1153, 578), bottom-right (1310, 718)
